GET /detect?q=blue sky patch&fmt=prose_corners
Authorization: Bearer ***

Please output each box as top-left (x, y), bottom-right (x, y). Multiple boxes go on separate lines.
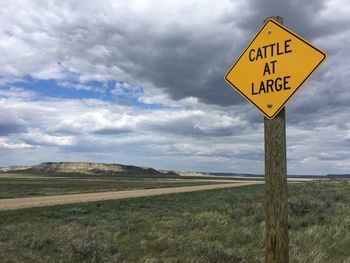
top-left (0, 76), bottom-right (167, 109)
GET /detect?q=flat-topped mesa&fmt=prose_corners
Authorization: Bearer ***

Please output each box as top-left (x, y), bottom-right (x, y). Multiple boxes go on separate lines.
top-left (31, 162), bottom-right (124, 173)
top-left (29, 162), bottom-right (162, 176)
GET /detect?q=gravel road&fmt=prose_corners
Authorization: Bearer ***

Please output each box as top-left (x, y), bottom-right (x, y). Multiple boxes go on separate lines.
top-left (0, 181), bottom-right (261, 211)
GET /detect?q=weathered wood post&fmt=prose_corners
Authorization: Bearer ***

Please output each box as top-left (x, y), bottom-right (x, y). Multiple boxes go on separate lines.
top-left (264, 15), bottom-right (289, 263)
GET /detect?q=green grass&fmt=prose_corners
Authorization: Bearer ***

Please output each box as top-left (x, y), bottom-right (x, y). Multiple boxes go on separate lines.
top-left (0, 173), bottom-right (226, 199)
top-left (0, 180), bottom-right (349, 262)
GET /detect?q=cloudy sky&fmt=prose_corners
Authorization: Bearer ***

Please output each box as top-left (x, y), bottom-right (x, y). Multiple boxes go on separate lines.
top-left (0, 0), bottom-right (349, 175)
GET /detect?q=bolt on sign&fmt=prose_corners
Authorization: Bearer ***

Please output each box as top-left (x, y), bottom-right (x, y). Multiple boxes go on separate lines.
top-left (225, 19), bottom-right (326, 119)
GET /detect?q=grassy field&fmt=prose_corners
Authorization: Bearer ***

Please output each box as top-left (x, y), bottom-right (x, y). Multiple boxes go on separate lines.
top-left (0, 180), bottom-right (349, 262)
top-left (0, 173), bottom-right (230, 199)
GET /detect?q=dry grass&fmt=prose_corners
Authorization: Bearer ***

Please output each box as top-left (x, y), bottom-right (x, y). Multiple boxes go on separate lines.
top-left (0, 172), bottom-right (229, 199)
top-left (0, 180), bottom-right (349, 262)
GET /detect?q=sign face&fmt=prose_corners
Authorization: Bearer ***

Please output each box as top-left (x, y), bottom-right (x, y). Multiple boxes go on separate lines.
top-left (225, 19), bottom-right (326, 119)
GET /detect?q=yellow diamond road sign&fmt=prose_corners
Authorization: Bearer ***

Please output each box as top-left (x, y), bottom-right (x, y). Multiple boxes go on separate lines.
top-left (225, 19), bottom-right (326, 119)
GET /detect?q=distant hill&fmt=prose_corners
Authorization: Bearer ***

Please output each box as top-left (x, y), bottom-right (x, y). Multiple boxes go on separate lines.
top-left (195, 172), bottom-right (325, 179)
top-left (208, 172), bottom-right (263, 177)
top-left (325, 174), bottom-right (350, 179)
top-left (0, 166), bottom-right (30, 172)
top-left (0, 162), bottom-right (178, 177)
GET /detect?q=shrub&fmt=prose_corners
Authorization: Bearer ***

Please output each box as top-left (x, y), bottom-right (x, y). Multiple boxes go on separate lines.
top-left (289, 197), bottom-right (316, 216)
top-left (0, 231), bottom-right (9, 242)
top-left (69, 231), bottom-right (121, 262)
top-left (23, 237), bottom-right (52, 250)
top-left (70, 234), bottom-right (101, 261)
top-left (192, 242), bottom-right (247, 263)
top-left (229, 199), bottom-right (264, 223)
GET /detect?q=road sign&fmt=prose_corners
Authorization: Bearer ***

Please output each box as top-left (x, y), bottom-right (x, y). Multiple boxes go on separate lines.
top-left (225, 19), bottom-right (326, 119)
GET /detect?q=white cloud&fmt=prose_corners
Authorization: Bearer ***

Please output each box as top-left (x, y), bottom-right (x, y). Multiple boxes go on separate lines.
top-left (0, 87), bottom-right (265, 171)
top-left (0, 138), bottom-right (33, 150)
top-left (0, 83), bottom-right (349, 174)
top-left (20, 130), bottom-right (76, 146)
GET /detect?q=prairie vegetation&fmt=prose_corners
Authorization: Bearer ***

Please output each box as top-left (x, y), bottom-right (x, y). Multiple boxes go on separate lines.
top-left (0, 173), bottom-right (227, 199)
top-left (0, 180), bottom-right (349, 262)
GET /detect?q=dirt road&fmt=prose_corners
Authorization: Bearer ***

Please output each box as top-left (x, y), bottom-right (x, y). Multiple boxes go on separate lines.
top-left (0, 182), bottom-right (261, 211)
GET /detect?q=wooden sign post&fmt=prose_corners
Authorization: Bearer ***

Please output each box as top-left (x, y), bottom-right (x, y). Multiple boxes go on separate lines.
top-left (224, 15), bottom-right (326, 262)
top-left (264, 17), bottom-right (289, 263)
top-left (265, 106), bottom-right (288, 262)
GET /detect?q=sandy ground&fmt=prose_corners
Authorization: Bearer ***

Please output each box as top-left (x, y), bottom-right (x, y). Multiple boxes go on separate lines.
top-left (0, 182), bottom-right (262, 211)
